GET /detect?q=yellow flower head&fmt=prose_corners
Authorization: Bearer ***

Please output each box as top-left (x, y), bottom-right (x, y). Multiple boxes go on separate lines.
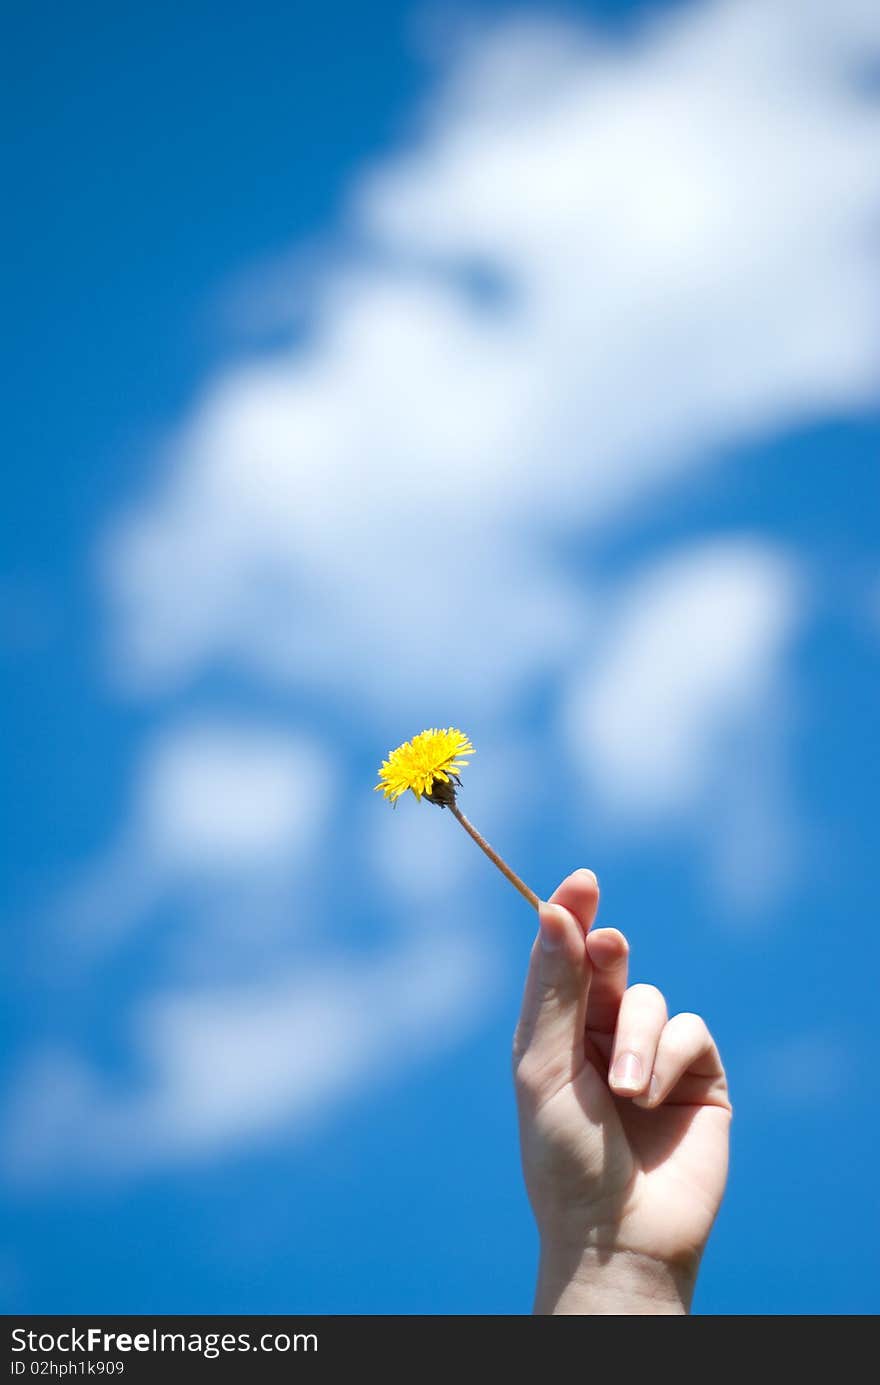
top-left (375, 727), bottom-right (475, 805)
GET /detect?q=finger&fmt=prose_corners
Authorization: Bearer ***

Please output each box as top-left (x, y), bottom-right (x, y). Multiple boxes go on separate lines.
top-left (608, 983), bottom-right (668, 1098)
top-left (632, 1012), bottom-right (729, 1110)
top-left (584, 928), bottom-right (629, 1035)
top-left (548, 867), bottom-right (600, 937)
top-left (514, 868), bottom-right (599, 1054)
top-left (514, 897), bottom-right (588, 1065)
top-left (512, 871), bottom-right (598, 1097)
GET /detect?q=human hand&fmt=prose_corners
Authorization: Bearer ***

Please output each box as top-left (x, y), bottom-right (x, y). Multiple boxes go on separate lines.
top-left (513, 869), bottom-right (731, 1314)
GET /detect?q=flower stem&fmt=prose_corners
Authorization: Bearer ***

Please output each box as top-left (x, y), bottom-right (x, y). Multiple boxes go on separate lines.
top-left (449, 804), bottom-right (540, 911)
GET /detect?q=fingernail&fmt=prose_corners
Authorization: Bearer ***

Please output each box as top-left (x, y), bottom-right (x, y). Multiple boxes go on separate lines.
top-left (611, 1052), bottom-right (643, 1091)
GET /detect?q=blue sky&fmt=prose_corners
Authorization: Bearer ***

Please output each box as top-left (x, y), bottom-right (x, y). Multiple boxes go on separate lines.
top-left (3, 0), bottom-right (879, 1314)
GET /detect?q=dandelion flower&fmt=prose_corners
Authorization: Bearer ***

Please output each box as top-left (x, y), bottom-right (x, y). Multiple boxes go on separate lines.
top-left (374, 727), bottom-right (475, 804)
top-left (375, 727), bottom-right (539, 910)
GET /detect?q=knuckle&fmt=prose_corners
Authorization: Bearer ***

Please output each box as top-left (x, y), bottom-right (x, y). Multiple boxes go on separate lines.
top-left (513, 1047), bottom-right (570, 1106)
top-left (511, 1025), bottom-right (530, 1070)
top-left (513, 1052), bottom-right (545, 1100)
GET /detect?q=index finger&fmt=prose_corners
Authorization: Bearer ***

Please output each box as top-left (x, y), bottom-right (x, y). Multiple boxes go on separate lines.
top-left (512, 869), bottom-right (599, 1070)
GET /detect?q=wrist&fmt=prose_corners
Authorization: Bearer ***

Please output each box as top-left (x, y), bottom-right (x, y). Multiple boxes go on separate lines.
top-left (534, 1240), bottom-right (698, 1315)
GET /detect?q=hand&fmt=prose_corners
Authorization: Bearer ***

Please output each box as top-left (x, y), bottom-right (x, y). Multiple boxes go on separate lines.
top-left (513, 869), bottom-right (731, 1315)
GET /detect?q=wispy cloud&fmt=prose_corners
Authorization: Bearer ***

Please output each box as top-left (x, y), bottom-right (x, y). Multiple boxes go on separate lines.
top-left (563, 538), bottom-right (803, 911)
top-left (564, 540), bottom-right (799, 818)
top-left (54, 720), bottom-right (336, 953)
top-left (5, 928), bottom-right (495, 1180)
top-left (9, 715), bottom-right (501, 1183)
top-left (103, 0), bottom-right (879, 712)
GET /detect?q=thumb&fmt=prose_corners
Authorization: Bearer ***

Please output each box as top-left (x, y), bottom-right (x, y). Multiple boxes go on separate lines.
top-left (513, 898), bottom-right (592, 1093)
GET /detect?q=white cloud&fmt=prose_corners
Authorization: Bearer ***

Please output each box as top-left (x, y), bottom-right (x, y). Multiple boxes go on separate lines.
top-left (565, 540), bottom-right (800, 818)
top-left (4, 929), bottom-right (495, 1179)
top-left (14, 720), bottom-right (502, 1179)
top-left (103, 0), bottom-right (879, 711)
top-left (563, 538), bottom-right (802, 910)
top-left (137, 722), bottom-right (331, 874)
top-left (56, 720), bottom-right (335, 950)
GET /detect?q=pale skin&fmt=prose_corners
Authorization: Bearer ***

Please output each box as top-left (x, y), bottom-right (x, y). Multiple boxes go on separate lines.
top-left (514, 869), bottom-right (731, 1314)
